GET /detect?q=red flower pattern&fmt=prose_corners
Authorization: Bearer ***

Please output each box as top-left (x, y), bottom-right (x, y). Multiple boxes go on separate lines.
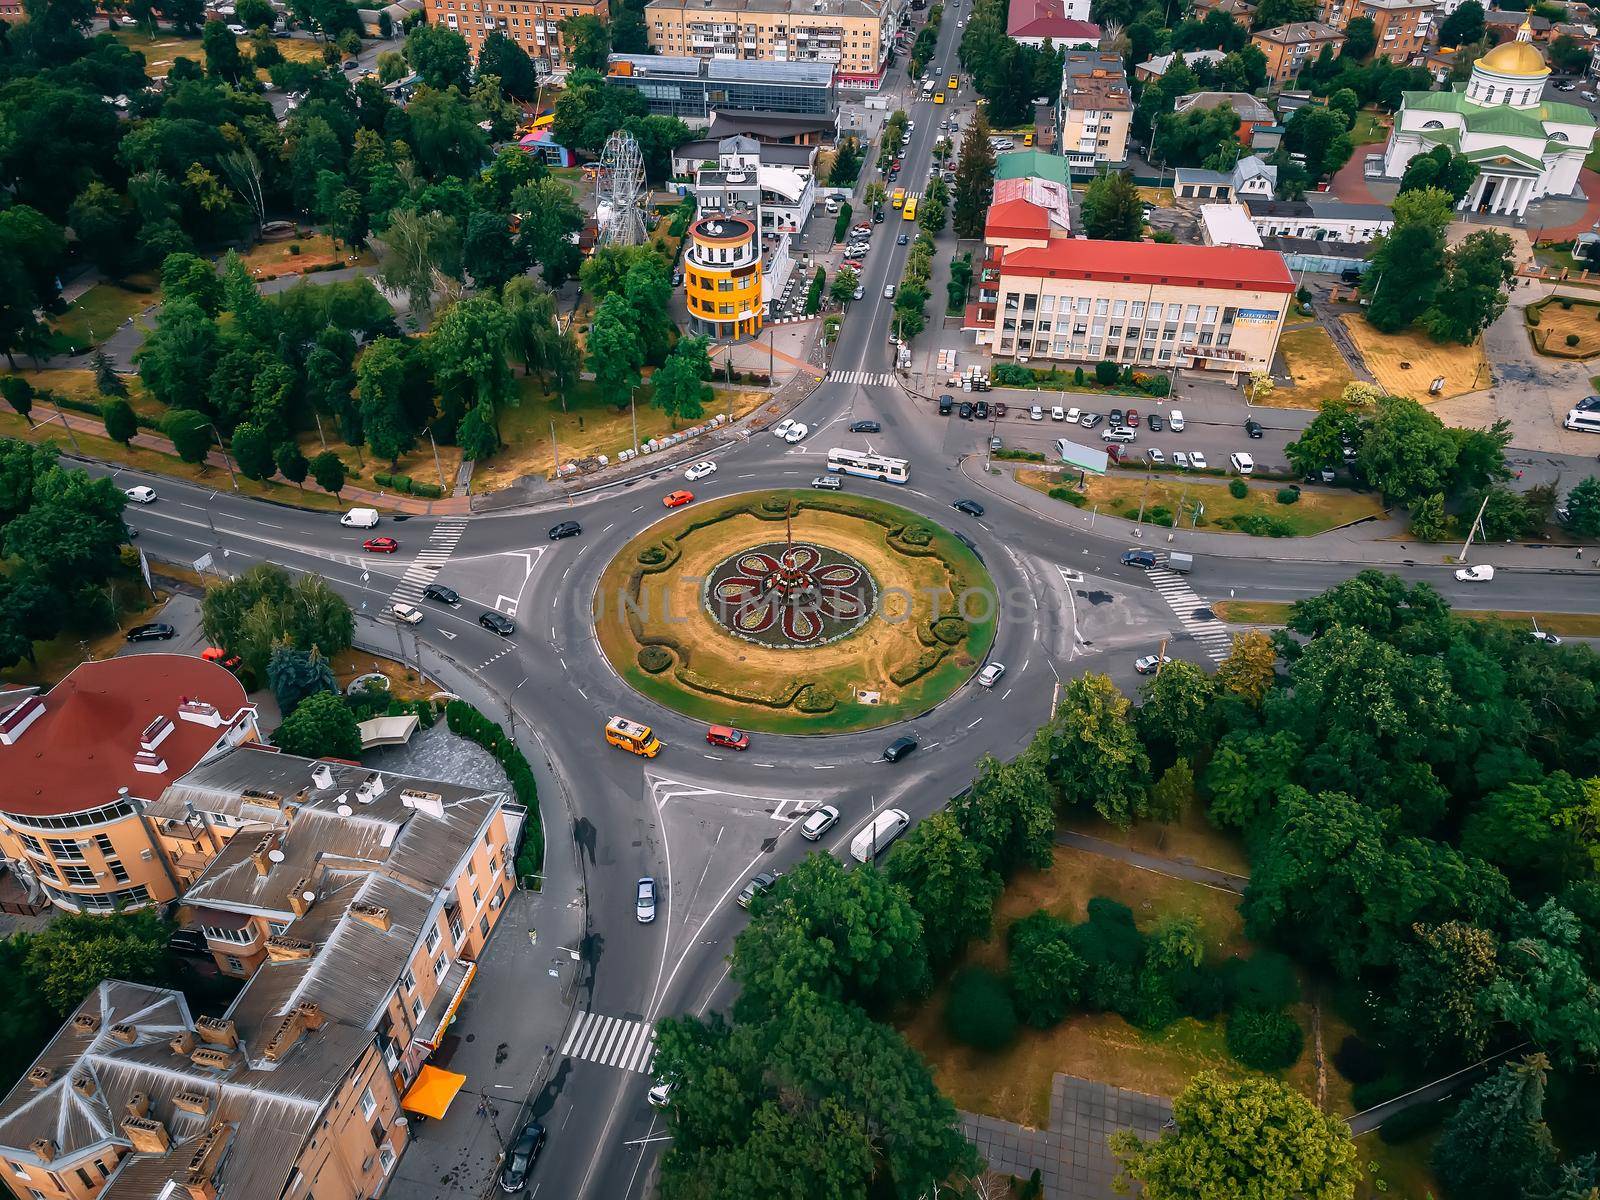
top-left (709, 544), bottom-right (869, 643)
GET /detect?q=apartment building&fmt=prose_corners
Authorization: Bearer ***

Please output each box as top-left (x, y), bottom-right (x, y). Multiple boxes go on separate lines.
top-left (1059, 52), bottom-right (1132, 168)
top-left (644, 0), bottom-right (903, 88)
top-left (0, 980), bottom-right (406, 1200)
top-left (427, 0), bottom-right (609, 67)
top-left (969, 240), bottom-right (1294, 381)
top-left (1318, 0), bottom-right (1435, 62)
top-left (1250, 21), bottom-right (1346, 83)
top-left (1244, 197), bottom-right (1395, 242)
top-left (0, 657), bottom-right (260, 915)
top-left (1189, 0), bottom-right (1257, 27)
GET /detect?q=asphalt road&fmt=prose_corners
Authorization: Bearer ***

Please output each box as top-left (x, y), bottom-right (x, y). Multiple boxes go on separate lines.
top-left (86, 22), bottom-right (1600, 1200)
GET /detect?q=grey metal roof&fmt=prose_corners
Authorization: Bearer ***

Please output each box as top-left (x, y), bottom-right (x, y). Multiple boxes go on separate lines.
top-left (1245, 197), bottom-right (1394, 221)
top-left (705, 58), bottom-right (836, 85)
top-left (677, 138), bottom-right (818, 166)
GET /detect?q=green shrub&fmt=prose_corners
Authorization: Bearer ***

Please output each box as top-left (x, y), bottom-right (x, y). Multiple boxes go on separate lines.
top-left (1094, 359), bottom-right (1119, 385)
top-left (1146, 505), bottom-right (1174, 527)
top-left (1276, 487), bottom-right (1300, 505)
top-left (1225, 1006), bottom-right (1303, 1070)
top-left (288, 243), bottom-right (301, 254)
top-left (992, 363), bottom-right (1035, 387)
top-left (1142, 374), bottom-right (1171, 398)
top-left (993, 448), bottom-right (1046, 461)
top-left (931, 616), bottom-right (968, 645)
top-left (413, 481), bottom-right (444, 499)
top-left (1527, 307), bottom-right (1541, 326)
top-left (639, 545), bottom-right (668, 565)
top-left (1048, 486), bottom-right (1087, 507)
top-left (1228, 479), bottom-right (1249, 499)
top-left (444, 700), bottom-right (542, 874)
top-left (890, 649), bottom-right (946, 685)
top-left (1226, 513), bottom-right (1295, 537)
top-left (944, 967), bottom-right (1018, 1050)
top-left (795, 684), bottom-right (836, 713)
top-left (373, 472), bottom-right (393, 488)
top-left (638, 645), bottom-right (672, 673)
top-left (760, 494), bottom-right (791, 514)
top-left (1568, 333), bottom-right (1582, 347)
top-left (1220, 952), bottom-right (1300, 1011)
top-left (1377, 1101), bottom-right (1445, 1145)
top-left (1073, 366), bottom-right (1085, 386)
top-left (1351, 1073), bottom-right (1409, 1112)
top-left (1560, 297), bottom-right (1574, 310)
top-left (900, 524), bottom-right (933, 546)
top-left (394, 474), bottom-right (415, 494)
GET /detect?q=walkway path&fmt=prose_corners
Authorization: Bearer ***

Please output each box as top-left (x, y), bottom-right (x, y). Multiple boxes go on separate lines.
top-left (1055, 830), bottom-right (1249, 894)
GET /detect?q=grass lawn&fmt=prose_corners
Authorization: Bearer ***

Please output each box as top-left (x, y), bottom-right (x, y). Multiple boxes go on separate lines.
top-left (48, 278), bottom-right (160, 352)
top-left (0, 580), bottom-right (169, 688)
top-left (113, 26), bottom-right (340, 78)
top-left (235, 233), bottom-right (374, 280)
top-left (469, 376), bottom-right (769, 491)
top-left (1525, 296), bottom-right (1600, 358)
top-left (1350, 109), bottom-right (1390, 146)
top-left (1341, 315), bottom-right (1489, 400)
top-left (1213, 599), bottom-right (1600, 637)
top-left (329, 646), bottom-right (436, 703)
top-left (291, 423), bottom-right (461, 498)
top-left (1016, 470), bottom-right (1386, 537)
top-left (1275, 324), bottom-right (1354, 409)
top-left (12, 369), bottom-right (161, 417)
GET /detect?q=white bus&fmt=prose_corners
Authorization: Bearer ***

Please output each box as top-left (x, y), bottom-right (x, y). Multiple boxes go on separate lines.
top-left (1564, 409), bottom-right (1600, 433)
top-left (827, 448), bottom-right (910, 483)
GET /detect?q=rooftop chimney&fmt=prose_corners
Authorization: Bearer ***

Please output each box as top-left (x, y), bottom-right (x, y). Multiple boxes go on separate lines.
top-left (109, 1023), bottom-right (137, 1045)
top-left (140, 714), bottom-right (175, 752)
top-left (288, 879), bottom-right (316, 917)
top-left (265, 935), bottom-right (314, 961)
top-left (311, 763), bottom-right (334, 790)
top-left (263, 1002), bottom-right (325, 1063)
top-left (29, 1140), bottom-right (54, 1163)
top-left (120, 1117), bottom-right (169, 1155)
top-left (194, 1017), bottom-right (237, 1049)
top-left (356, 772), bottom-right (386, 802)
top-left (134, 751), bottom-right (168, 775)
top-left (70, 1074), bottom-right (95, 1100)
top-left (70, 1013), bottom-right (99, 1036)
top-left (399, 788), bottom-right (445, 820)
top-left (169, 1031), bottom-right (196, 1057)
top-left (126, 1093), bottom-right (150, 1119)
top-left (351, 902), bottom-right (390, 932)
top-left (250, 833), bottom-right (283, 877)
top-left (189, 1046), bottom-right (234, 1071)
top-left (176, 699), bottom-right (223, 728)
top-left (25, 1067), bottom-right (52, 1090)
top-left (173, 1091), bottom-right (210, 1116)
top-left (0, 696), bottom-right (45, 745)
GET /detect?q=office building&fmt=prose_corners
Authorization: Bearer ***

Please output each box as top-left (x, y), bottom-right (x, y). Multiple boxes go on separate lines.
top-left (426, 0), bottom-right (610, 69)
top-left (684, 215), bottom-right (766, 340)
top-left (644, 0), bottom-right (905, 89)
top-left (605, 54), bottom-right (836, 124)
top-left (969, 239), bottom-right (1294, 381)
top-left (1250, 21), bottom-right (1346, 83)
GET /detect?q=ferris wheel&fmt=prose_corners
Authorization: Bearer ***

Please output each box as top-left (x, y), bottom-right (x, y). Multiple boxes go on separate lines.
top-left (597, 130), bottom-right (647, 247)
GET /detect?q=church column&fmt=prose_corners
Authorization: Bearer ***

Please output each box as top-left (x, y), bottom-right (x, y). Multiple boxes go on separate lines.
top-left (1518, 176), bottom-right (1535, 216)
top-left (1465, 172), bottom-right (1488, 212)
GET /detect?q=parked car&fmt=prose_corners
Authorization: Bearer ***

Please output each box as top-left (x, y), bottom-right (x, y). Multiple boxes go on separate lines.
top-left (811, 475), bottom-right (843, 490)
top-left (1455, 564), bottom-right (1495, 582)
top-left (939, 395), bottom-right (954, 414)
top-left (1147, 448), bottom-right (1165, 466)
top-left (883, 735), bottom-right (919, 763)
top-left (1051, 406), bottom-right (1065, 421)
top-left (1121, 549), bottom-right (1157, 568)
top-left (773, 418), bottom-right (796, 439)
top-left (1080, 412), bottom-right (1103, 429)
top-left (952, 498), bottom-right (985, 517)
top-left (1102, 427), bottom-right (1136, 443)
top-left (1125, 408), bottom-right (1140, 427)
top-left (973, 400), bottom-right (988, 419)
top-left (1134, 654), bottom-right (1173, 675)
top-left (1108, 408), bottom-right (1125, 427)
top-left (988, 436), bottom-right (1003, 451)
top-left (976, 662), bottom-right (1006, 687)
top-left (499, 1124), bottom-right (546, 1194)
top-left (1168, 409), bottom-right (1186, 432)
top-left (1531, 630), bottom-right (1564, 645)
top-left (684, 460), bottom-right (718, 482)
top-left (126, 622), bottom-right (176, 642)
top-left (362, 537), bottom-right (400, 553)
top-left (852, 287), bottom-right (865, 301)
top-left (1244, 418), bottom-right (1263, 439)
top-left (424, 583), bottom-right (460, 604)
top-left (958, 402), bottom-right (974, 420)
top-left (124, 485), bottom-right (157, 504)
top-left (1172, 451), bottom-right (1190, 468)
top-left (849, 420), bottom-right (881, 433)
top-left (1147, 413), bottom-right (1164, 432)
top-left (479, 611), bottom-right (516, 636)
top-left (636, 877), bottom-right (657, 923)
top-left (800, 804), bottom-right (841, 841)
top-left (1188, 450), bottom-right (1209, 469)
top-left (548, 521), bottom-right (582, 539)
top-left (1230, 452), bottom-right (1255, 475)
top-left (663, 490), bottom-right (694, 507)
top-left (737, 871), bottom-right (779, 909)
top-left (993, 402), bottom-right (1008, 417)
top-left (1029, 405), bottom-right (1044, 420)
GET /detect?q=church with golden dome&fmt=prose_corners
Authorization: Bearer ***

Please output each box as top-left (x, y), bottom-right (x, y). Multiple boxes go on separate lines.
top-left (1380, 19), bottom-right (1596, 217)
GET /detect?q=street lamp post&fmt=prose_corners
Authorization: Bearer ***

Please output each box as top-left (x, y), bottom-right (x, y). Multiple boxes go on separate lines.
top-left (32, 406), bottom-right (83, 455)
top-left (426, 426), bottom-right (447, 493)
top-left (207, 422), bottom-right (239, 490)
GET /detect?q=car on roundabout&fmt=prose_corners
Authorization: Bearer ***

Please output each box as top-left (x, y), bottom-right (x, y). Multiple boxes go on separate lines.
top-left (1455, 564), bottom-right (1495, 582)
top-left (773, 418), bottom-right (796, 439)
top-left (479, 611), bottom-right (516, 636)
top-left (684, 460), bottom-right (718, 482)
top-left (800, 805), bottom-right (840, 841)
top-left (952, 498), bottom-right (985, 517)
top-left (663, 490), bottom-right (695, 508)
top-left (883, 735), bottom-right (919, 763)
top-left (706, 725), bottom-right (749, 750)
top-left (1135, 654), bottom-right (1173, 674)
top-left (784, 422), bottom-right (809, 443)
top-left (811, 475), bottom-right (842, 490)
top-left (362, 537), bottom-right (400, 553)
top-left (636, 877), bottom-right (657, 923)
top-left (976, 662), bottom-right (1006, 688)
top-left (850, 420), bottom-right (881, 433)
top-left (385, 603), bottom-right (423, 625)
top-left (548, 521), bottom-right (582, 539)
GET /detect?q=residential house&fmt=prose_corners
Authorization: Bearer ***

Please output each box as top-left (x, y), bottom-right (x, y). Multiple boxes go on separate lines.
top-left (1250, 21), bottom-right (1346, 83)
top-left (1059, 52), bottom-right (1132, 167)
top-left (1172, 154), bottom-right (1278, 200)
top-left (426, 0), bottom-right (610, 70)
top-left (1005, 0), bottom-right (1099, 46)
top-left (1133, 49), bottom-right (1226, 82)
top-left (1172, 90), bottom-right (1277, 144)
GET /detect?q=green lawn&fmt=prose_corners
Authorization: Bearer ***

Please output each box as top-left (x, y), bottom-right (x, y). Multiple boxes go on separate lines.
top-left (48, 281), bottom-right (159, 353)
top-left (1350, 108), bottom-right (1390, 146)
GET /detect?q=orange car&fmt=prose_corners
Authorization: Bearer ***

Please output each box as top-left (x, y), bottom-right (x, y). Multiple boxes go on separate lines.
top-left (663, 490), bottom-right (695, 508)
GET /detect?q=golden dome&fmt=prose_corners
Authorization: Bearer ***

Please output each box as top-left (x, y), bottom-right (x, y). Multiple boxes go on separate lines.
top-left (1478, 33), bottom-right (1551, 77)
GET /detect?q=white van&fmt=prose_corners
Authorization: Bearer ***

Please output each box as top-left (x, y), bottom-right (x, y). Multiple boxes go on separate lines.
top-left (1564, 409), bottom-right (1600, 433)
top-left (850, 808), bottom-right (910, 862)
top-left (340, 507), bottom-right (380, 528)
top-left (1230, 452), bottom-right (1255, 475)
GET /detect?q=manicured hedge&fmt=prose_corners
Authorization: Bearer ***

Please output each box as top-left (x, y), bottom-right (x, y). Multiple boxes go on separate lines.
top-left (445, 700), bottom-right (543, 881)
top-left (638, 645), bottom-right (673, 673)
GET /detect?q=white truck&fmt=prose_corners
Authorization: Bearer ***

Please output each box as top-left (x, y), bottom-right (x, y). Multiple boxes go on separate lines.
top-left (850, 809), bottom-right (910, 862)
top-left (339, 507), bottom-right (380, 528)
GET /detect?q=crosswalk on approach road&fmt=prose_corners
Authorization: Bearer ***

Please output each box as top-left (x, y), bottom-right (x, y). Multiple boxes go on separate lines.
top-left (560, 1010), bottom-right (657, 1075)
top-left (1146, 565), bottom-right (1234, 663)
top-left (825, 370), bottom-right (898, 387)
top-left (387, 517), bottom-right (467, 606)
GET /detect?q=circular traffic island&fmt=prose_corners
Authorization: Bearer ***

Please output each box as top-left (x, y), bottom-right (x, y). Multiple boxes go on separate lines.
top-left (594, 490), bottom-right (998, 734)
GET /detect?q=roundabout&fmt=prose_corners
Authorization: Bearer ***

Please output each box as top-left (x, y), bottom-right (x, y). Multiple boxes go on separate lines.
top-left (594, 489), bottom-right (999, 734)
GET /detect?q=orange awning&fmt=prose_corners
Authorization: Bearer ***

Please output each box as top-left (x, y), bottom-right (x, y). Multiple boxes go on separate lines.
top-left (401, 1066), bottom-right (467, 1120)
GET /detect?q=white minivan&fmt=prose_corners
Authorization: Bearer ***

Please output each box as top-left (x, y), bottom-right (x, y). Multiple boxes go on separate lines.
top-left (340, 507), bottom-right (380, 528)
top-left (1230, 452), bottom-right (1255, 475)
top-left (850, 809), bottom-right (910, 862)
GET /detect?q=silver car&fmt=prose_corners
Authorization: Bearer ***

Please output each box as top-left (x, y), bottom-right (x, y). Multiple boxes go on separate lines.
top-left (636, 877), bottom-right (656, 923)
top-left (800, 804), bottom-right (840, 840)
top-left (976, 662), bottom-right (1006, 688)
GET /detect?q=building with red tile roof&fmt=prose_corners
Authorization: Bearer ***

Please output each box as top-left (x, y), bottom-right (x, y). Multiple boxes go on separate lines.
top-left (1006, 0), bottom-right (1099, 46)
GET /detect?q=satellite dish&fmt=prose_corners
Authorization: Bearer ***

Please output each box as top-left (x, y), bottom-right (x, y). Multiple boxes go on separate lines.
top-left (267, 849), bottom-right (285, 863)
top-left (301, 890), bottom-right (316, 903)
top-left (336, 804), bottom-right (353, 817)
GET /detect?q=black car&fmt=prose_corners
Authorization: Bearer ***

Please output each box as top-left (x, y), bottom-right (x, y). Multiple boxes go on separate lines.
top-left (938, 395), bottom-right (954, 415)
top-left (126, 622), bottom-right (176, 642)
top-left (423, 583), bottom-right (460, 604)
top-left (1120, 549), bottom-right (1157, 568)
top-left (884, 735), bottom-right (919, 763)
top-left (952, 498), bottom-right (985, 517)
top-left (1109, 408), bottom-right (1125, 427)
top-left (874, 209), bottom-right (886, 223)
top-left (479, 612), bottom-right (515, 636)
top-left (1245, 418), bottom-right (1264, 439)
top-left (849, 420), bottom-right (882, 433)
top-left (897, 232), bottom-right (910, 245)
top-left (1147, 413), bottom-right (1164, 432)
top-left (499, 1121), bottom-right (546, 1193)
top-left (973, 400), bottom-right (988, 420)
top-left (1577, 395), bottom-right (1600, 412)
top-left (993, 401), bottom-right (1007, 417)
top-left (549, 521), bottom-right (582, 540)
top-left (957, 402), bottom-right (974, 419)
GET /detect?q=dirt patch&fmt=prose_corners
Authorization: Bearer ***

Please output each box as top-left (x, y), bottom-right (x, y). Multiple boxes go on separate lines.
top-left (1525, 296), bottom-right (1600, 358)
top-left (1274, 324), bottom-right (1354, 409)
top-left (329, 647), bottom-right (436, 703)
top-left (1342, 316), bottom-right (1489, 400)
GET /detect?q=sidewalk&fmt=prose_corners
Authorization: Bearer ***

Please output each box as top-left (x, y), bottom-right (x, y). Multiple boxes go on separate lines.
top-left (367, 624), bottom-right (588, 1200)
top-left (960, 456), bottom-right (1600, 570)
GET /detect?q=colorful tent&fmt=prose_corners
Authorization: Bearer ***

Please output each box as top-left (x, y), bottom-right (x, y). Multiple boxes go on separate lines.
top-left (401, 1066), bottom-right (467, 1120)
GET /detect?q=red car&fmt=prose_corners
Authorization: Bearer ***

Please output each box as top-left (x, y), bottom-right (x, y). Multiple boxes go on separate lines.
top-left (707, 725), bottom-right (750, 750)
top-left (663, 490), bottom-right (694, 508)
top-left (1125, 409), bottom-right (1140, 428)
top-left (363, 537), bottom-right (400, 553)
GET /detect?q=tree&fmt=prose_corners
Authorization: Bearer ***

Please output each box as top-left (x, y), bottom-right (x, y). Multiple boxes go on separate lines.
top-left (276, 440), bottom-right (309, 489)
top-left (1398, 144), bottom-right (1479, 202)
top-left (1434, 1056), bottom-right (1562, 1200)
top-left (1148, 760), bottom-right (1196, 824)
top-left (356, 337), bottom-right (418, 466)
top-left (1225, 1006), bottom-right (1304, 1069)
top-left (1080, 170), bottom-right (1144, 241)
top-left (651, 337), bottom-right (711, 426)
top-left (1251, 0), bottom-right (1315, 26)
top-left (310, 450), bottom-right (347, 498)
top-left (1341, 13), bottom-right (1376, 58)
top-left (1136, 659), bottom-right (1215, 770)
top-left (587, 292), bottom-right (644, 409)
top-left (1007, 911), bottom-right (1086, 1027)
top-left (463, 209), bottom-right (529, 292)
top-left (1039, 674), bottom-right (1150, 826)
top-left (100, 398), bottom-right (138, 447)
top-left (267, 643), bottom-right (337, 715)
top-left (1203, 729), bottom-right (1303, 833)
top-left (273, 689), bottom-right (362, 758)
top-left (477, 29), bottom-right (540, 98)
top-left (1551, 33), bottom-right (1590, 74)
top-left (1282, 104), bottom-right (1354, 179)
top-left (1358, 393), bottom-right (1459, 506)
top-left (136, 297), bottom-right (220, 413)
top-left (405, 22), bottom-right (470, 89)
top-left (93, 350), bottom-right (128, 399)
top-left (165, 409), bottom-right (214, 465)
top-left (201, 19), bottom-right (247, 82)
top-left (561, 12), bottom-right (610, 69)
top-left (1389, 920), bottom-right (1500, 1064)
top-left (1112, 1072), bottom-right (1358, 1200)
top-left (944, 967), bottom-right (1018, 1050)
top-left (427, 296), bottom-right (513, 432)
top-left (1, 377), bottom-right (35, 427)
top-left (514, 177), bottom-right (585, 287)
top-left (1286, 396), bottom-right (1365, 478)
top-left (952, 113), bottom-right (997, 239)
top-left (1563, 476), bottom-right (1600, 537)
top-left (202, 563), bottom-right (354, 676)
top-left (24, 910), bottom-right (173, 1017)
top-left (883, 812), bottom-right (1001, 965)
top-left (1363, 186), bottom-right (1452, 332)
top-left (69, 182), bottom-right (135, 278)
top-left (230, 421), bottom-right (277, 481)
top-left (1438, 0), bottom-right (1485, 46)
top-left (456, 400), bottom-right (499, 461)
top-left (236, 0), bottom-right (274, 26)
top-left (829, 267), bottom-right (860, 307)
top-left (1425, 229), bottom-right (1513, 345)
top-left (375, 207), bottom-right (461, 316)
top-left (950, 747), bottom-right (1056, 877)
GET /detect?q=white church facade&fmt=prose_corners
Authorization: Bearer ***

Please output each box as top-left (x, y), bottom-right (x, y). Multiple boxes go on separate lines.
top-left (1381, 21), bottom-right (1596, 217)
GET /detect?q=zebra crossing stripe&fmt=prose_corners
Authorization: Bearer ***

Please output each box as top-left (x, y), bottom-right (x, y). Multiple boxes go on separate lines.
top-left (559, 1011), bottom-right (657, 1075)
top-left (825, 370), bottom-right (897, 387)
top-left (386, 519), bottom-right (467, 607)
top-left (1147, 566), bottom-right (1233, 662)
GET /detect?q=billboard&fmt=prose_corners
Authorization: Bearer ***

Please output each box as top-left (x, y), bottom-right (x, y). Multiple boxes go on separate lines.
top-left (1055, 438), bottom-right (1110, 475)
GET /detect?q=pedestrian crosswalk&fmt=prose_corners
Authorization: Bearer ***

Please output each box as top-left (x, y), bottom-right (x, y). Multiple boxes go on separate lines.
top-left (1147, 565), bottom-right (1234, 662)
top-left (826, 370), bottom-right (898, 387)
top-left (559, 1010), bottom-right (656, 1075)
top-left (388, 517), bottom-right (467, 606)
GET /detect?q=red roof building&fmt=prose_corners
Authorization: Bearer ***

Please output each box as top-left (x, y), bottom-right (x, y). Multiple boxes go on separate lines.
top-left (1006, 0), bottom-right (1100, 46)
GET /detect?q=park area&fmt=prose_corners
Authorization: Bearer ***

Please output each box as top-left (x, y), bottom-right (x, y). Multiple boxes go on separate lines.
top-left (1341, 315), bottom-right (1489, 400)
top-left (111, 26), bottom-right (334, 79)
top-left (1016, 470), bottom-right (1386, 537)
top-left (1274, 323), bottom-right (1353, 408)
top-left (1525, 295), bottom-right (1600, 358)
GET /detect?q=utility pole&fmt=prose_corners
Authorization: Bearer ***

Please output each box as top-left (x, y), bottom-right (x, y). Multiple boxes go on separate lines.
top-left (1456, 491), bottom-right (1492, 563)
top-left (208, 422), bottom-right (239, 490)
top-left (426, 426), bottom-right (446, 492)
top-left (550, 420), bottom-right (562, 478)
top-left (629, 386), bottom-right (639, 455)
top-left (313, 411), bottom-right (328, 450)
